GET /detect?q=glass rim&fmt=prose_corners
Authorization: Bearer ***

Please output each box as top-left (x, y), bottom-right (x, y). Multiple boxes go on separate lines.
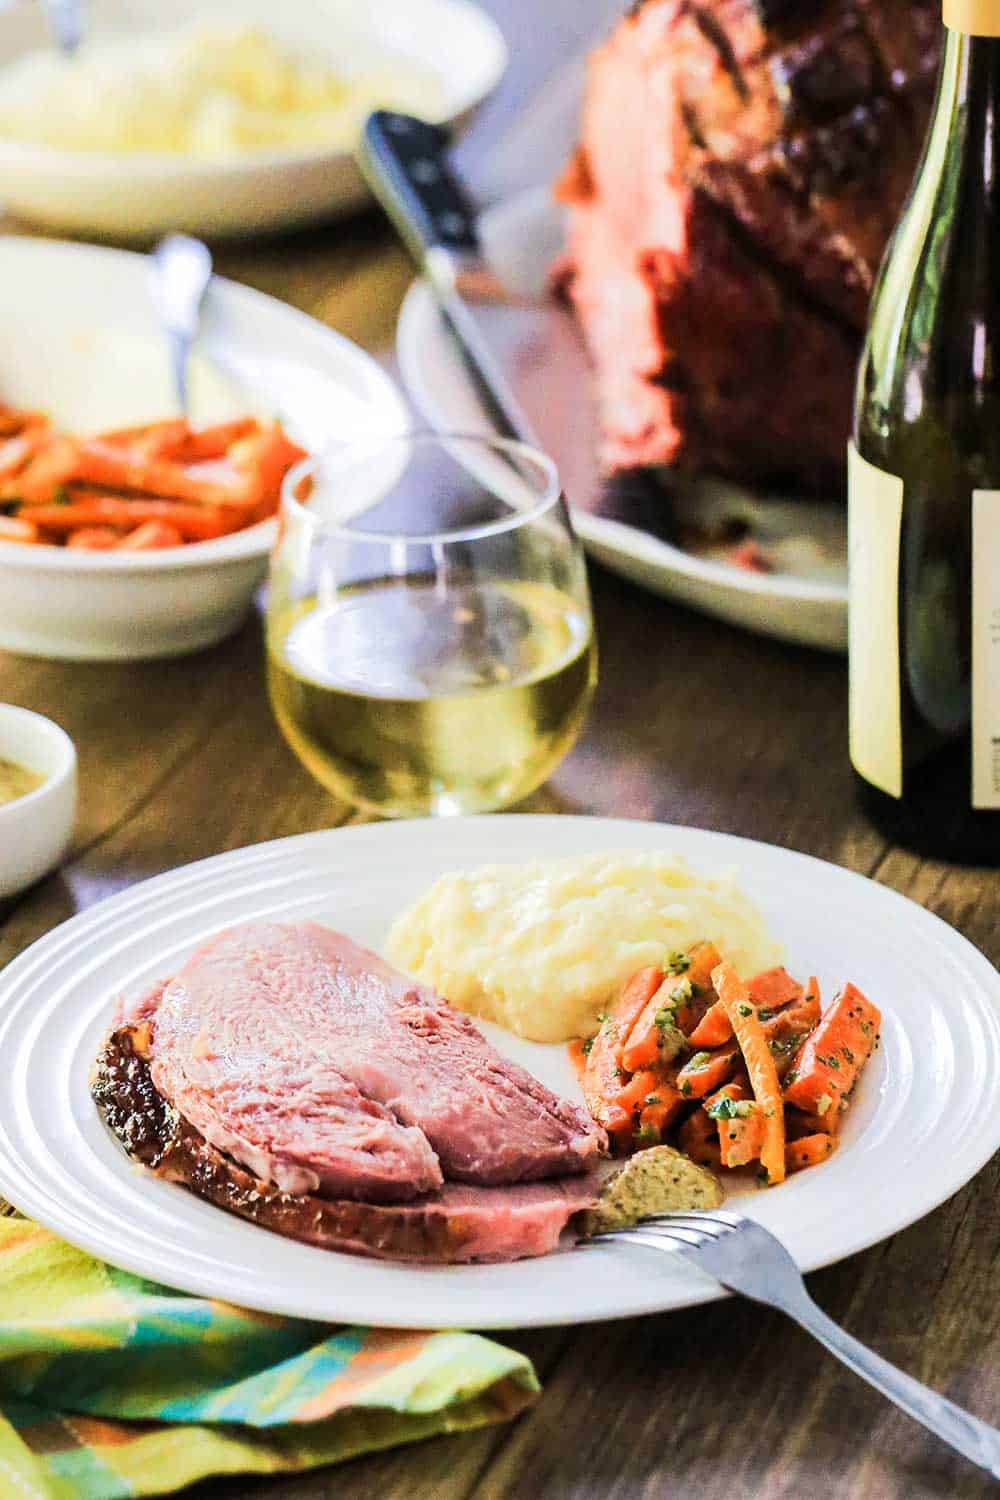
top-left (281, 430), bottom-right (563, 546)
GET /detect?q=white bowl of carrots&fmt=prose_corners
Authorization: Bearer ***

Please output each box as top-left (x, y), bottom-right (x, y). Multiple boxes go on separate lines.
top-left (0, 237), bottom-right (407, 661)
top-left (0, 409), bottom-right (304, 660)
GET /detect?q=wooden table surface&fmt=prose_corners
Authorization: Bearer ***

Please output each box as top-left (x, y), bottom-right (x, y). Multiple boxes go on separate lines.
top-left (2, 3), bottom-right (998, 1497)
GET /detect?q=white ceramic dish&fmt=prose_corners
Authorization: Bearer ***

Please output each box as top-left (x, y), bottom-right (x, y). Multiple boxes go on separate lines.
top-left (0, 237), bottom-right (408, 660)
top-left (0, 814), bottom-right (996, 1330)
top-left (0, 704), bottom-right (76, 897)
top-left (0, 0), bottom-right (506, 238)
top-left (397, 278), bottom-right (849, 652)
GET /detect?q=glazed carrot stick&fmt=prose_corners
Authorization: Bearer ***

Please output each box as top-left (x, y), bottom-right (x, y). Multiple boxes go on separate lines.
top-left (785, 1106), bottom-right (841, 1139)
top-left (610, 1068), bottom-right (663, 1116)
top-left (66, 526), bottom-right (122, 550)
top-left (763, 987), bottom-right (822, 1079)
top-left (763, 990), bottom-right (821, 1042)
top-left (686, 1001), bottom-right (733, 1049)
top-left (621, 978), bottom-right (685, 1072)
top-left (677, 1107), bottom-right (722, 1170)
top-left (0, 514), bottom-right (39, 543)
top-left (116, 520), bottom-right (185, 550)
top-left (747, 966), bottom-right (805, 1013)
top-left (703, 1076), bottom-right (762, 1168)
top-left (621, 941), bottom-right (721, 1070)
top-left (582, 966), bottom-right (663, 1139)
top-left (675, 941), bottom-right (722, 1024)
top-left (100, 418), bottom-right (190, 457)
top-left (588, 1059), bottom-right (683, 1151)
top-left (72, 442), bottom-right (254, 508)
top-left (0, 425), bottom-right (51, 480)
top-left (4, 435), bottom-right (80, 502)
top-left (688, 965), bottom-right (808, 1048)
top-left (20, 497), bottom-right (231, 542)
top-left (0, 405), bottom-right (47, 436)
top-left (783, 983), bottom-right (881, 1119)
top-left (712, 960), bottom-right (786, 1185)
top-left (228, 423), bottom-right (308, 517)
top-left (636, 1082), bottom-right (684, 1144)
top-left (785, 1134), bottom-right (837, 1173)
top-left (675, 1045), bottom-right (740, 1099)
top-left (716, 1100), bottom-right (765, 1168)
top-left (171, 418), bottom-right (258, 462)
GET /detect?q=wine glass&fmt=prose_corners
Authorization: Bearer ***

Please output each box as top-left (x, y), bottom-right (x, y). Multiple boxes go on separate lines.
top-left (266, 430), bottom-right (597, 818)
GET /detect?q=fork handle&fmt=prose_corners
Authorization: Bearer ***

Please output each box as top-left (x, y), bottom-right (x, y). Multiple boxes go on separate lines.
top-left (787, 1292), bottom-right (1000, 1479)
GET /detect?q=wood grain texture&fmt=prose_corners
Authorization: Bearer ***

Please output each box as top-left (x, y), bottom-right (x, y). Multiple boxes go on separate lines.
top-left (1, 2), bottom-right (998, 1497)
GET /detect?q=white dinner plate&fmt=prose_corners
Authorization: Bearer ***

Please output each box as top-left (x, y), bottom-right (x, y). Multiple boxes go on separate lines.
top-left (0, 815), bottom-right (996, 1329)
top-left (397, 278), bottom-right (849, 652)
top-left (0, 0), bottom-right (507, 237)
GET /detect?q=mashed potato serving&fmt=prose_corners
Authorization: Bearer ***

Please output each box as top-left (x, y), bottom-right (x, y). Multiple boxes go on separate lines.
top-left (0, 25), bottom-right (444, 158)
top-left (386, 850), bottom-right (782, 1044)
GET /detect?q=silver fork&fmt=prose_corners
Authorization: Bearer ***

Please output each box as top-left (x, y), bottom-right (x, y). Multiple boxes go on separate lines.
top-left (592, 1209), bottom-right (1000, 1480)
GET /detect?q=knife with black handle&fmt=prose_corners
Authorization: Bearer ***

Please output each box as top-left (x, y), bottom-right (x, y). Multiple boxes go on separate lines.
top-left (358, 110), bottom-right (542, 447)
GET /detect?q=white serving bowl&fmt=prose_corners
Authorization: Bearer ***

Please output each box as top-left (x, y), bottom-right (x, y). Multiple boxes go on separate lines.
top-left (0, 705), bottom-right (77, 898)
top-left (0, 0), bottom-right (507, 238)
top-left (0, 236), bottom-right (408, 660)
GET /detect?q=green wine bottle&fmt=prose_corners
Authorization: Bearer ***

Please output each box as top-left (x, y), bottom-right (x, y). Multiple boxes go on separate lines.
top-left (850, 0), bottom-right (1000, 863)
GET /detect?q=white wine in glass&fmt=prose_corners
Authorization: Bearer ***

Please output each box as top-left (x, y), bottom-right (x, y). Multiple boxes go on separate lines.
top-left (267, 432), bottom-right (596, 818)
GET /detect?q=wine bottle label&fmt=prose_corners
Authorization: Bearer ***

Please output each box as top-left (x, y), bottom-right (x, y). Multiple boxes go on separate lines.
top-left (972, 491), bottom-right (1000, 809)
top-left (847, 444), bottom-right (904, 799)
top-left (944, 0), bottom-right (1000, 35)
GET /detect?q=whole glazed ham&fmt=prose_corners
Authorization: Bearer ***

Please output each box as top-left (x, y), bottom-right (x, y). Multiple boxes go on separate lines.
top-left (93, 921), bottom-right (605, 1263)
top-left (556, 0), bottom-right (941, 491)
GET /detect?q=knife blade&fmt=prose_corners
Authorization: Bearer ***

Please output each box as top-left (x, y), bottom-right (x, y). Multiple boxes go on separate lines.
top-left (359, 110), bottom-right (549, 447)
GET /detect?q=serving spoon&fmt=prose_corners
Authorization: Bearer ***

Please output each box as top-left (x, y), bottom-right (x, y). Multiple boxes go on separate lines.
top-left (41, 0), bottom-right (84, 57)
top-left (150, 235), bottom-right (214, 417)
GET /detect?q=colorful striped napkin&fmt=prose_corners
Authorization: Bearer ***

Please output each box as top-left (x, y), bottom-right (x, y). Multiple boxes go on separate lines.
top-left (0, 1210), bottom-right (539, 1498)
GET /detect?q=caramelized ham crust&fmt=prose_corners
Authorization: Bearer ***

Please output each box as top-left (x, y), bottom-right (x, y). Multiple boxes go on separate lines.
top-left (556, 0), bottom-right (940, 490)
top-left (93, 1024), bottom-right (599, 1264)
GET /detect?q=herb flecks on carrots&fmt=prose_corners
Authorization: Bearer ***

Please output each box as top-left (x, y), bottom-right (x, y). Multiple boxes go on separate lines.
top-left (570, 946), bottom-right (879, 1190)
top-left (621, 940), bottom-right (721, 1073)
top-left (783, 982), bottom-right (881, 1119)
top-left (581, 966), bottom-right (662, 1145)
top-left (712, 961), bottom-right (786, 1185)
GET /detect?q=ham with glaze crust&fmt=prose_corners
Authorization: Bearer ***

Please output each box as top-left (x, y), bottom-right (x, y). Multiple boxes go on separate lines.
top-left (132, 921), bottom-right (605, 1206)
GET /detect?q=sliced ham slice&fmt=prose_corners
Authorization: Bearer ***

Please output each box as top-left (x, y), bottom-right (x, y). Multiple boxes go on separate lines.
top-left (140, 921), bottom-right (604, 1204)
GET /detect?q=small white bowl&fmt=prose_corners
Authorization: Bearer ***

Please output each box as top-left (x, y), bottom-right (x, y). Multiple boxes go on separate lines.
top-left (0, 705), bottom-right (77, 899)
top-left (0, 0), bottom-right (507, 238)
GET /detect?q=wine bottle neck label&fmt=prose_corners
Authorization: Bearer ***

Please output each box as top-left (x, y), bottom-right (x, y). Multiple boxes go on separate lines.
top-left (847, 444), bottom-right (904, 800)
top-left (944, 0), bottom-right (1000, 35)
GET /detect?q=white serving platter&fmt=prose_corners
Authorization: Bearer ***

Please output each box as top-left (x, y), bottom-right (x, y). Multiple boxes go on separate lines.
top-left (0, 815), bottom-right (996, 1329)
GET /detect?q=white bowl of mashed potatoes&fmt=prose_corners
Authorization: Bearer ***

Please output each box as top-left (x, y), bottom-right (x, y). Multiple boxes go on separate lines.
top-left (0, 705), bottom-right (77, 898)
top-left (0, 0), bottom-right (506, 236)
